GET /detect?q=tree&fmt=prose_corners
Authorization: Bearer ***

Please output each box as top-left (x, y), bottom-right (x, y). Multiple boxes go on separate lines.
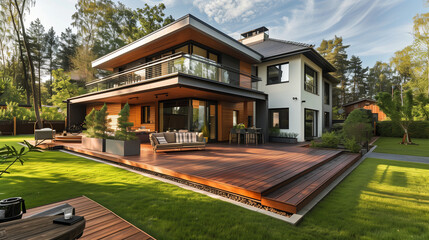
top-left (27, 18), bottom-right (45, 107)
top-left (44, 27), bottom-right (58, 97)
top-left (376, 90), bottom-right (414, 144)
top-left (94, 103), bottom-right (111, 139)
top-left (347, 55), bottom-right (368, 101)
top-left (58, 28), bottom-right (77, 72)
top-left (317, 36), bottom-right (349, 106)
top-left (50, 69), bottom-right (85, 112)
top-left (413, 12), bottom-right (429, 95)
top-left (130, 3), bottom-right (174, 41)
top-left (8, 0), bottom-right (42, 128)
top-left (415, 93), bottom-right (429, 120)
top-left (5, 0), bottom-right (31, 104)
top-left (70, 45), bottom-right (96, 82)
top-left (115, 103), bottom-right (136, 141)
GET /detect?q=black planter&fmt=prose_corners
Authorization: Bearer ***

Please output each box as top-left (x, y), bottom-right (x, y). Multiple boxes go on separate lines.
top-left (0, 197), bottom-right (26, 222)
top-left (269, 136), bottom-right (298, 144)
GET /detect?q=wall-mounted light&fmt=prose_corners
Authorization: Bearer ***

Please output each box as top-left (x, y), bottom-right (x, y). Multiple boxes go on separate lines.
top-left (155, 93), bottom-right (168, 98)
top-left (293, 97), bottom-right (298, 100)
top-left (301, 100), bottom-right (306, 103)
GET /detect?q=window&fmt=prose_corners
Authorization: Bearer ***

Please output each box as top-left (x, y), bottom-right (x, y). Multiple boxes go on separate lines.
top-left (324, 82), bottom-right (330, 104)
top-left (175, 45), bottom-right (189, 54)
top-left (324, 112), bottom-right (330, 129)
top-left (233, 110), bottom-right (238, 126)
top-left (141, 106), bottom-right (150, 124)
top-left (192, 45), bottom-right (207, 58)
top-left (269, 108), bottom-right (289, 129)
top-left (304, 65), bottom-right (318, 94)
top-left (267, 63), bottom-right (289, 85)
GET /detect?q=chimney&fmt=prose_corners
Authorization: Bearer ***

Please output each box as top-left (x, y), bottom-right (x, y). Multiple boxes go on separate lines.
top-left (239, 26), bottom-right (269, 45)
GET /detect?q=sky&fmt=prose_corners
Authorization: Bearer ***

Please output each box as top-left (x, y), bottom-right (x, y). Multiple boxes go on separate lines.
top-left (25, 0), bottom-right (428, 68)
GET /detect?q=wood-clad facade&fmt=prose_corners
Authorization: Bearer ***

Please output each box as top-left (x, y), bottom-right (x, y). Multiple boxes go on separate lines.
top-left (67, 15), bottom-right (268, 142)
top-left (343, 99), bottom-right (387, 121)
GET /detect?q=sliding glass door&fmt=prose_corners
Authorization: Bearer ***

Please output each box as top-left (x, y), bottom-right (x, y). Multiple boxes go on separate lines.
top-left (159, 98), bottom-right (217, 141)
top-left (305, 109), bottom-right (318, 140)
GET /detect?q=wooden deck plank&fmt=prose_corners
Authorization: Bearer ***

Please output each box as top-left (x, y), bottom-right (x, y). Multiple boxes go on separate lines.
top-left (23, 196), bottom-right (155, 240)
top-left (261, 153), bottom-right (361, 213)
top-left (42, 141), bottom-right (359, 214)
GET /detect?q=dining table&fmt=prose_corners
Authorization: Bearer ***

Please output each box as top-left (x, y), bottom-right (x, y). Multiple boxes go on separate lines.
top-left (0, 215), bottom-right (85, 240)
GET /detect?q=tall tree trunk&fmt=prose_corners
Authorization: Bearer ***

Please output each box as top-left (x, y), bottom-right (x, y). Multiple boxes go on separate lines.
top-left (11, 0), bottom-right (42, 128)
top-left (38, 60), bottom-right (41, 108)
top-left (8, 7), bottom-right (30, 104)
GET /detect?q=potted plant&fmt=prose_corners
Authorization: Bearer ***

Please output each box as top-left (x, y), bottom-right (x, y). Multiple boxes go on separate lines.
top-left (105, 103), bottom-right (140, 156)
top-left (269, 128), bottom-right (299, 144)
top-left (82, 103), bottom-right (110, 152)
top-left (201, 124), bottom-right (209, 143)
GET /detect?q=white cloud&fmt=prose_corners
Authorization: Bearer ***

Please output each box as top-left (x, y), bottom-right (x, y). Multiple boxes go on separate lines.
top-left (192, 0), bottom-right (272, 23)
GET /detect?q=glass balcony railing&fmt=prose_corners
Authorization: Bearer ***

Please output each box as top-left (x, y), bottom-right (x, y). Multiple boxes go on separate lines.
top-left (86, 53), bottom-right (260, 92)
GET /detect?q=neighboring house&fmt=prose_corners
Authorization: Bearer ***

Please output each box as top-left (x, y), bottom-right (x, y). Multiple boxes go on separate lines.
top-left (343, 98), bottom-right (387, 121)
top-left (66, 14), bottom-right (337, 142)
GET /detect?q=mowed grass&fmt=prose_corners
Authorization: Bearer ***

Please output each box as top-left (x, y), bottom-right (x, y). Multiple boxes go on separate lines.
top-left (1, 135), bottom-right (429, 239)
top-left (374, 137), bottom-right (429, 157)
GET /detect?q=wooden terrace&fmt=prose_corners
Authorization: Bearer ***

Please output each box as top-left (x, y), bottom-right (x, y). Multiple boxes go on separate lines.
top-left (45, 141), bottom-right (360, 214)
top-left (24, 196), bottom-right (154, 240)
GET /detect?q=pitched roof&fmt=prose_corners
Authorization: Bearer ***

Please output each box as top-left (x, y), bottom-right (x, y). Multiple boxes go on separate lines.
top-left (246, 38), bottom-right (313, 58)
top-left (247, 38), bottom-right (336, 72)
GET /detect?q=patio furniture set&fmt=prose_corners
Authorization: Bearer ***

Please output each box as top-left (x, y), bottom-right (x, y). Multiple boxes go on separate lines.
top-left (229, 127), bottom-right (265, 145)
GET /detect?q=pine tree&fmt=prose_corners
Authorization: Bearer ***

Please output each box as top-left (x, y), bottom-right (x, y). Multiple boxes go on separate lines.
top-left (44, 27), bottom-right (58, 97)
top-left (58, 28), bottom-right (77, 72)
top-left (115, 103), bottom-right (136, 141)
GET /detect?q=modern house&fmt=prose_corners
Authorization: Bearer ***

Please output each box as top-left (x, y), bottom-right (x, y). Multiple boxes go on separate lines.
top-left (66, 14), bottom-right (337, 142)
top-left (343, 98), bottom-right (386, 121)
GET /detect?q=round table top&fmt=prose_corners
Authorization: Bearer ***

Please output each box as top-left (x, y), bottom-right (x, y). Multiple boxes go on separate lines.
top-left (0, 215), bottom-right (85, 240)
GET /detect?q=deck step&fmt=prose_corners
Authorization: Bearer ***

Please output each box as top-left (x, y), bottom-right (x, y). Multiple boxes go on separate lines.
top-left (261, 153), bottom-right (361, 214)
top-left (55, 135), bottom-right (82, 143)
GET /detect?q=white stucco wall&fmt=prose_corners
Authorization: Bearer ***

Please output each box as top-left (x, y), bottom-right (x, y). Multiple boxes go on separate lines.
top-left (256, 54), bottom-right (331, 142)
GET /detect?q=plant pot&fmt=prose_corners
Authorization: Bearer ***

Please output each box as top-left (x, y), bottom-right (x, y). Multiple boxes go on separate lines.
top-left (82, 136), bottom-right (105, 152)
top-left (105, 139), bottom-right (140, 156)
top-left (269, 136), bottom-right (298, 144)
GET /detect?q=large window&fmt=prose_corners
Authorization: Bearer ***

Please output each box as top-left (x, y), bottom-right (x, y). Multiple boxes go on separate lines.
top-left (304, 65), bottom-right (318, 94)
top-left (141, 106), bottom-right (150, 124)
top-left (267, 63), bottom-right (289, 85)
top-left (269, 108), bottom-right (289, 129)
top-left (324, 82), bottom-right (330, 104)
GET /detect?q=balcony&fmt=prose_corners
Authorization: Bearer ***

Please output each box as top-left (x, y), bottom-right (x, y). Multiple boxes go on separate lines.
top-left (86, 53), bottom-right (260, 92)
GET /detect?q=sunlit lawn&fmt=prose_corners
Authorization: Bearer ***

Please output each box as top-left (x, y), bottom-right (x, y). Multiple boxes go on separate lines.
top-left (1, 135), bottom-right (428, 239)
top-left (374, 137), bottom-right (429, 157)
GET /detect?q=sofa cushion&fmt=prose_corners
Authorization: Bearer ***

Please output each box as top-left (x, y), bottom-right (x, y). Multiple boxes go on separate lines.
top-left (156, 136), bottom-right (168, 144)
top-left (164, 132), bottom-right (176, 143)
top-left (175, 132), bottom-right (197, 143)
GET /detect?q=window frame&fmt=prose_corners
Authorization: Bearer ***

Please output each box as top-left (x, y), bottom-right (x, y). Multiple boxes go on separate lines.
top-left (141, 106), bottom-right (151, 124)
top-left (304, 64), bottom-right (318, 95)
top-left (323, 81), bottom-right (330, 105)
top-left (268, 108), bottom-right (289, 129)
top-left (266, 62), bottom-right (290, 85)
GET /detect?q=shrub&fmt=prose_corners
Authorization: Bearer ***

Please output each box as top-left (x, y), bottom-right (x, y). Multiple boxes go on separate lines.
top-left (377, 121), bottom-right (429, 139)
top-left (311, 131), bottom-right (340, 148)
top-left (115, 103), bottom-right (136, 141)
top-left (331, 123), bottom-right (344, 131)
top-left (83, 108), bottom-right (96, 138)
top-left (343, 109), bottom-right (372, 144)
top-left (344, 138), bottom-right (361, 153)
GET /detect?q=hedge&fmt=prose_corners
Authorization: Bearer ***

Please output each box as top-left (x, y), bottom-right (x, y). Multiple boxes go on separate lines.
top-left (376, 121), bottom-right (429, 138)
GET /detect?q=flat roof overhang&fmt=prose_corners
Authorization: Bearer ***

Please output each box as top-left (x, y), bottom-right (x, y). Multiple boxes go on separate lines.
top-left (92, 15), bottom-right (263, 71)
top-left (68, 73), bottom-right (267, 105)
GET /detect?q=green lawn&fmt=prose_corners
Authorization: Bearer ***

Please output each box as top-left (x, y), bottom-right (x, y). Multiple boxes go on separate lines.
top-left (1, 135), bottom-right (429, 239)
top-left (374, 137), bottom-right (429, 157)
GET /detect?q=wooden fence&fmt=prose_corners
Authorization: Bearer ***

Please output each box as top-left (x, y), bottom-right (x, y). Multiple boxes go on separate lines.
top-left (0, 118), bottom-right (67, 135)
